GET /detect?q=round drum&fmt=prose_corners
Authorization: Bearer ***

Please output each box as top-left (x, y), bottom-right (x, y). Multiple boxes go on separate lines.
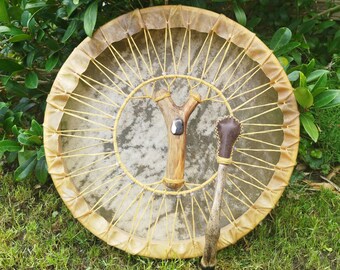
top-left (44, 5), bottom-right (299, 259)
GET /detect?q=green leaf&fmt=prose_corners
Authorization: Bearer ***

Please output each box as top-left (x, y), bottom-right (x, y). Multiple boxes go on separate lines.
top-left (21, 10), bottom-right (30, 27)
top-left (298, 19), bottom-right (316, 34)
top-left (299, 72), bottom-right (306, 88)
top-left (278, 56), bottom-right (289, 69)
top-left (321, 91), bottom-right (340, 109)
top-left (27, 11), bottom-right (37, 31)
top-left (314, 90), bottom-right (340, 108)
top-left (18, 133), bottom-right (42, 146)
top-left (8, 6), bottom-right (23, 21)
top-left (61, 20), bottom-right (77, 43)
top-left (291, 51), bottom-right (301, 65)
top-left (0, 102), bottom-right (9, 115)
top-left (37, 29), bottom-right (45, 41)
top-left (0, 140), bottom-right (21, 152)
top-left (0, 26), bottom-right (11, 33)
top-left (5, 80), bottom-right (28, 97)
top-left (45, 38), bottom-right (60, 51)
top-left (1, 26), bottom-right (25, 35)
top-left (4, 116), bottom-right (15, 132)
top-left (14, 154), bottom-right (37, 181)
top-left (45, 54), bottom-right (59, 71)
top-left (25, 1), bottom-right (48, 9)
top-left (37, 146), bottom-right (45, 160)
top-left (247, 17), bottom-right (261, 29)
top-left (294, 86), bottom-right (313, 109)
top-left (8, 34), bottom-right (32, 42)
top-left (288, 71), bottom-right (300, 82)
top-left (0, 75), bottom-right (10, 86)
top-left (26, 51), bottom-right (35, 67)
top-left (56, 7), bottom-right (67, 18)
top-left (233, 2), bottom-right (246, 26)
top-left (316, 21), bottom-right (336, 33)
top-left (0, 0), bottom-right (9, 23)
top-left (13, 111), bottom-right (23, 123)
top-left (65, 0), bottom-right (79, 17)
top-left (35, 157), bottom-right (48, 184)
top-left (329, 37), bottom-right (340, 54)
top-left (30, 119), bottom-right (43, 136)
top-left (84, 1), bottom-right (98, 37)
top-left (300, 113), bottom-right (319, 142)
top-left (311, 73), bottom-right (328, 97)
top-left (7, 151), bottom-right (17, 163)
top-left (0, 101), bottom-right (9, 110)
top-left (270, 27), bottom-right (292, 51)
top-left (18, 150), bottom-right (36, 165)
top-left (12, 98), bottom-right (36, 112)
top-left (311, 86), bottom-right (327, 97)
top-left (0, 59), bottom-right (24, 73)
top-left (275, 42), bottom-right (300, 56)
top-left (307, 70), bottom-right (329, 83)
top-left (25, 71), bottom-right (39, 89)
top-left (306, 59), bottom-right (315, 74)
top-left (12, 125), bottom-right (19, 136)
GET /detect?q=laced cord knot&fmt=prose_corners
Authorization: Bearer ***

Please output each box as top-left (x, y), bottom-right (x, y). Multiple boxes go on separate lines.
top-left (162, 177), bottom-right (185, 186)
top-left (216, 156), bottom-right (232, 165)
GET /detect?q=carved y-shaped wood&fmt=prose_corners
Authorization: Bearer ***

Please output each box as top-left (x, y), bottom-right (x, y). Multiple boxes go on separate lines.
top-left (154, 89), bottom-right (201, 190)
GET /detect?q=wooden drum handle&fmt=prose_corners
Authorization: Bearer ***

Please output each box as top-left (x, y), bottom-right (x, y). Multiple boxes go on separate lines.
top-left (154, 89), bottom-right (201, 190)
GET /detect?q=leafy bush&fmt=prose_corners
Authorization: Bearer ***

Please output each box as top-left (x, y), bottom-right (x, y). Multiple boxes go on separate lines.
top-left (0, 0), bottom-right (339, 183)
top-left (262, 8), bottom-right (340, 173)
top-left (0, 0), bottom-right (143, 182)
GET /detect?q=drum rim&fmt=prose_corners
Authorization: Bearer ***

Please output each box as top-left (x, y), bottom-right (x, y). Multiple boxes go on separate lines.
top-left (44, 5), bottom-right (299, 259)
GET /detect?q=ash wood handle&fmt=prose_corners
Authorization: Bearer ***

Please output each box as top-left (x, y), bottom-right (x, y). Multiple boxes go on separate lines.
top-left (154, 90), bottom-right (200, 190)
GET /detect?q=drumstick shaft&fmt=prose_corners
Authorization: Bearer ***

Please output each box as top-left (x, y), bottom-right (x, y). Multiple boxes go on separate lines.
top-left (201, 164), bottom-right (227, 270)
top-left (201, 116), bottom-right (241, 269)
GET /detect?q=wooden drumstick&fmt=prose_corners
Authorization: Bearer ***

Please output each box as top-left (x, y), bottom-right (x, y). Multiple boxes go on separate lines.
top-left (201, 116), bottom-right (241, 270)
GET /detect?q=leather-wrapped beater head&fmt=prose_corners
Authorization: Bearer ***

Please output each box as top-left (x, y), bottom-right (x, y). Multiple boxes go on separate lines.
top-left (216, 116), bottom-right (242, 162)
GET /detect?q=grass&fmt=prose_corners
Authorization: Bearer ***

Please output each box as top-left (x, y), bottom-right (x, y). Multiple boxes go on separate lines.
top-left (0, 174), bottom-right (339, 270)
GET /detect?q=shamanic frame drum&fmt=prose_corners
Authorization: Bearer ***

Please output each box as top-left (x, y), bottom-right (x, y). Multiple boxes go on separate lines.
top-left (44, 5), bottom-right (299, 260)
